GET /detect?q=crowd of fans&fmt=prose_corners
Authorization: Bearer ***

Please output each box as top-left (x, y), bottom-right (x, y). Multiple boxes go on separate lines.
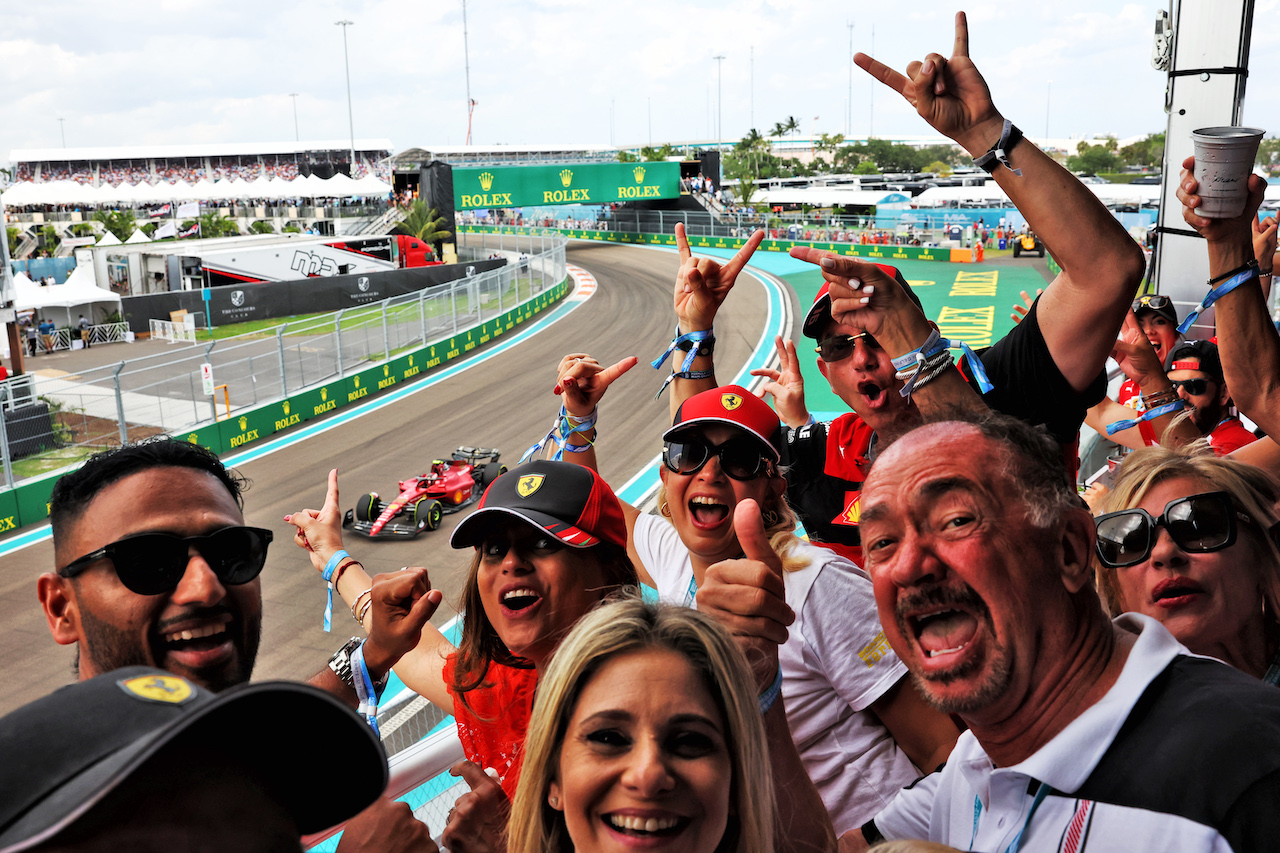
top-left (7, 14), bottom-right (1280, 853)
top-left (10, 155), bottom-right (392, 189)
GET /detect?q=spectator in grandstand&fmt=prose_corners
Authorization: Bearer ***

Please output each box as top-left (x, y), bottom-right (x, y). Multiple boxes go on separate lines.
top-left (287, 461), bottom-right (638, 851)
top-left (670, 8), bottom-right (1144, 566)
top-left (1093, 444), bottom-right (1280, 681)
top-left (0, 666), bottom-right (389, 853)
top-left (1163, 339), bottom-right (1256, 455)
top-left (549, 355), bottom-right (957, 839)
top-left (37, 438), bottom-right (430, 853)
top-left (848, 408), bottom-right (1280, 852)
top-left (507, 598), bottom-right (774, 853)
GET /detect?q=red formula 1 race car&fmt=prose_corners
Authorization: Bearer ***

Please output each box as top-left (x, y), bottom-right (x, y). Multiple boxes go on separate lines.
top-left (343, 447), bottom-right (507, 538)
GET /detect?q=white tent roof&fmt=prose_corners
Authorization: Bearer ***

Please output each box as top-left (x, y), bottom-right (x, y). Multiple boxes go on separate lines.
top-left (124, 229), bottom-right (151, 243)
top-left (95, 231), bottom-right (122, 246)
top-left (1, 173), bottom-right (389, 207)
top-left (11, 267), bottom-right (121, 311)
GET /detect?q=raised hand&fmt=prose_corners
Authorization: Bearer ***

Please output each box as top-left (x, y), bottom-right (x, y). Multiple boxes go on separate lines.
top-left (553, 353), bottom-right (639, 418)
top-left (441, 760), bottom-right (511, 853)
top-left (1177, 154), bottom-right (1268, 245)
top-left (854, 11), bottom-right (1004, 154)
top-left (787, 247), bottom-right (929, 349)
top-left (750, 336), bottom-right (810, 428)
top-left (696, 499), bottom-right (794, 690)
top-left (285, 467), bottom-right (347, 573)
top-left (1253, 214), bottom-right (1278, 272)
top-left (674, 222), bottom-right (766, 332)
top-left (1009, 289), bottom-right (1043, 324)
top-left (363, 568), bottom-right (443, 676)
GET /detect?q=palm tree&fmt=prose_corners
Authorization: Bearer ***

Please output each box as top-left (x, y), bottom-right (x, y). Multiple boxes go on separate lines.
top-left (784, 116), bottom-right (801, 139)
top-left (398, 199), bottom-right (453, 245)
top-left (91, 209), bottom-right (137, 242)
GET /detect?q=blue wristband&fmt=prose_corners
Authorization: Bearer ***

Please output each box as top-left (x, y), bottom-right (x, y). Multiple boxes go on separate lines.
top-left (758, 665), bottom-right (784, 714)
top-left (321, 550), bottom-right (351, 633)
top-left (351, 641), bottom-right (382, 738)
top-left (1178, 265), bottom-right (1259, 335)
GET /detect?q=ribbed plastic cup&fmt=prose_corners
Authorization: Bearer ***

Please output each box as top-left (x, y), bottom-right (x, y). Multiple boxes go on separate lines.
top-left (1191, 126), bottom-right (1265, 218)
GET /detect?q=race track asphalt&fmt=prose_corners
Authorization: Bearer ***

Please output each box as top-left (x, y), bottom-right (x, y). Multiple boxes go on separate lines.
top-left (0, 240), bottom-right (777, 714)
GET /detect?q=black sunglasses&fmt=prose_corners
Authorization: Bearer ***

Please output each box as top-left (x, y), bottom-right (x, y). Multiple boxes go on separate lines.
top-left (663, 436), bottom-right (772, 481)
top-left (1094, 491), bottom-right (1251, 568)
top-left (814, 331), bottom-right (879, 363)
top-left (1168, 377), bottom-right (1210, 396)
top-left (58, 526), bottom-right (273, 595)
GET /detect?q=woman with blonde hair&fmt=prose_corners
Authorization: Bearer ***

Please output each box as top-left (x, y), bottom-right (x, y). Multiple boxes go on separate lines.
top-left (536, 354), bottom-right (958, 837)
top-left (1095, 441), bottom-right (1280, 681)
top-left (508, 596), bottom-right (774, 853)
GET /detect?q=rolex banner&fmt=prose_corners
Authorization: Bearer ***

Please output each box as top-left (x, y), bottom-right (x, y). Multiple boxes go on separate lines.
top-left (453, 162), bottom-right (681, 209)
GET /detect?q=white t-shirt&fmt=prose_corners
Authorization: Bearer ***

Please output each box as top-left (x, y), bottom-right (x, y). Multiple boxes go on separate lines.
top-left (634, 512), bottom-right (921, 834)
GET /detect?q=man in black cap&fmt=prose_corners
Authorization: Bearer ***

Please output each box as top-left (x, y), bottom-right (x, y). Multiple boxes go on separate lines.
top-left (1167, 339), bottom-right (1257, 455)
top-left (0, 666), bottom-right (389, 853)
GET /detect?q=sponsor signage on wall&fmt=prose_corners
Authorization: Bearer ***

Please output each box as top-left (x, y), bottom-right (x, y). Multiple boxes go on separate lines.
top-left (453, 162), bottom-right (680, 209)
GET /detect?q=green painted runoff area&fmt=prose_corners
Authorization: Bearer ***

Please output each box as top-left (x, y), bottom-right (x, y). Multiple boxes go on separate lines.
top-left (695, 248), bottom-right (1049, 419)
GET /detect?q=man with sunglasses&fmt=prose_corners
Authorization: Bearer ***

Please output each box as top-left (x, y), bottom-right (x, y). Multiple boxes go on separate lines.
top-left (1166, 339), bottom-right (1256, 456)
top-left (38, 438), bottom-right (265, 693)
top-left (667, 14), bottom-right (1142, 567)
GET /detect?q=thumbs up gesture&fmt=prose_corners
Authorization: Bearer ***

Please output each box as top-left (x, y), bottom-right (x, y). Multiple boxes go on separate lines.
top-left (696, 499), bottom-right (795, 691)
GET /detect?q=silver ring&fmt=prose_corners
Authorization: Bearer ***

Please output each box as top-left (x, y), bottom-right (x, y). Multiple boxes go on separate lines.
top-left (400, 566), bottom-right (410, 572)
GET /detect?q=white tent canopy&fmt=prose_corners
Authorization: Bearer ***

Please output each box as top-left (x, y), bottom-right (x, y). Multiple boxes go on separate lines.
top-left (124, 229), bottom-right (151, 243)
top-left (12, 268), bottom-right (121, 325)
top-left (1, 174), bottom-right (394, 207)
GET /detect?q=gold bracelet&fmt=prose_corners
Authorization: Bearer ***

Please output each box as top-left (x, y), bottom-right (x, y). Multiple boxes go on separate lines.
top-left (350, 588), bottom-right (373, 624)
top-left (356, 598), bottom-right (374, 628)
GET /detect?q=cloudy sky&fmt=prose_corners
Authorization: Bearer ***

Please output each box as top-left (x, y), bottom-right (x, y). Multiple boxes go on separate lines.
top-left (2, 0), bottom-right (1277, 161)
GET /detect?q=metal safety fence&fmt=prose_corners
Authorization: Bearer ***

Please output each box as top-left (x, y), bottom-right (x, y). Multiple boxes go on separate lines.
top-left (0, 232), bottom-right (567, 488)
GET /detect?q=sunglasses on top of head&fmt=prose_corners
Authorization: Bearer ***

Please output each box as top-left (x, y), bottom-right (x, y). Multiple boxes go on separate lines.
top-left (1133, 295), bottom-right (1172, 313)
top-left (58, 526), bottom-right (274, 596)
top-left (1094, 491), bottom-right (1257, 569)
top-left (814, 331), bottom-right (879, 363)
top-left (663, 436), bottom-right (772, 481)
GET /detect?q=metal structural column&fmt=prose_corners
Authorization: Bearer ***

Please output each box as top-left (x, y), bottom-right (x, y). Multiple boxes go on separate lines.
top-left (335, 310), bottom-right (346, 378)
top-left (113, 362), bottom-right (128, 445)
top-left (276, 327), bottom-right (289, 397)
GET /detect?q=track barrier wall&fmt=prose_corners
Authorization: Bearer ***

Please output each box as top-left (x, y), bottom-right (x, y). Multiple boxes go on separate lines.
top-left (458, 223), bottom-right (976, 263)
top-left (0, 236), bottom-right (570, 533)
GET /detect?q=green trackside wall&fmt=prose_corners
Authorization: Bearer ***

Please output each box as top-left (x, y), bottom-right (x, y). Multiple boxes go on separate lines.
top-left (4, 276), bottom-right (572, 532)
top-left (457, 223), bottom-right (962, 263)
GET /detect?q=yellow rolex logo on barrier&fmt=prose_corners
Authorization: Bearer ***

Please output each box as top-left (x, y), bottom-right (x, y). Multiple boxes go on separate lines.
top-left (238, 416), bottom-right (248, 431)
top-left (633, 166), bottom-right (645, 183)
top-left (479, 171), bottom-right (495, 191)
top-left (560, 169), bottom-right (574, 187)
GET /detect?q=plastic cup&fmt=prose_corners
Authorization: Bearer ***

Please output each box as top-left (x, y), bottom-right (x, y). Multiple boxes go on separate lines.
top-left (1191, 126), bottom-right (1265, 218)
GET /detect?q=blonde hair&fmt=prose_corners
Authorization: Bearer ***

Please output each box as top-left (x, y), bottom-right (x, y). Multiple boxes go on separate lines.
top-left (507, 596), bottom-right (775, 853)
top-left (1095, 441), bottom-right (1280, 617)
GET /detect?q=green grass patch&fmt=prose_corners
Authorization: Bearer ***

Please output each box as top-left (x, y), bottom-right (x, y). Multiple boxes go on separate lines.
top-left (12, 445), bottom-right (96, 480)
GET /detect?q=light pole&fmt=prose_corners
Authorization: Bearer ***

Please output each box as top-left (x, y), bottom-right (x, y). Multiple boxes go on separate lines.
top-left (288, 93), bottom-right (299, 141)
top-left (713, 54), bottom-right (725, 147)
top-left (847, 22), bottom-right (854, 137)
top-left (648, 97), bottom-right (652, 146)
top-left (750, 45), bottom-right (754, 131)
top-left (462, 0), bottom-right (475, 145)
top-left (335, 20), bottom-right (356, 168)
top-left (57, 118), bottom-right (65, 148)
top-left (1045, 79), bottom-right (1052, 143)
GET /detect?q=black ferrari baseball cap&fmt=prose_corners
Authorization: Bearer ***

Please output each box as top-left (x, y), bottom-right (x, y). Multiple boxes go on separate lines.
top-left (802, 263), bottom-right (924, 339)
top-left (1169, 339), bottom-right (1224, 383)
top-left (0, 667), bottom-right (387, 852)
top-left (450, 459), bottom-right (628, 550)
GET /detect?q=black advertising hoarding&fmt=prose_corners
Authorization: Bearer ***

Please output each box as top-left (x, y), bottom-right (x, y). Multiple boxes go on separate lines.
top-left (120, 259), bottom-right (506, 332)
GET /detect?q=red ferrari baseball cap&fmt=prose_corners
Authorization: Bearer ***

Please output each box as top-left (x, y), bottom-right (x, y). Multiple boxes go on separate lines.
top-left (450, 460), bottom-right (627, 550)
top-left (663, 385), bottom-right (782, 461)
top-left (802, 263), bottom-right (924, 339)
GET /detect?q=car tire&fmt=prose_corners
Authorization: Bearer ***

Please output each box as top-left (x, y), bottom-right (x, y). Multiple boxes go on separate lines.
top-left (354, 493), bottom-right (381, 523)
top-left (480, 463), bottom-right (504, 488)
top-left (1037, 247), bottom-right (1045, 258)
top-left (417, 499), bottom-right (444, 531)
top-left (1013, 245), bottom-right (1021, 258)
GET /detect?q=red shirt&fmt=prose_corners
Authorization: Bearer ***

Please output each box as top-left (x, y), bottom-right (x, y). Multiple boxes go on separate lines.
top-left (442, 654), bottom-right (537, 800)
top-left (1208, 416), bottom-right (1258, 456)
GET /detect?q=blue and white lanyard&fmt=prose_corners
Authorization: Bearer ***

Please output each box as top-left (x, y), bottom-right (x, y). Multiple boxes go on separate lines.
top-left (970, 782), bottom-right (1053, 853)
top-left (351, 641), bottom-right (382, 738)
top-left (1105, 400), bottom-right (1185, 437)
top-left (1178, 266), bottom-right (1259, 335)
top-left (892, 328), bottom-right (994, 398)
top-left (684, 574), bottom-right (698, 608)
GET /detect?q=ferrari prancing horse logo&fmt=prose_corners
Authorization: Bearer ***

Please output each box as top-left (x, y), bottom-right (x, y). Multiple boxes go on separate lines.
top-left (517, 474), bottom-right (545, 497)
top-left (118, 674), bottom-right (194, 705)
top-left (720, 393), bottom-right (743, 411)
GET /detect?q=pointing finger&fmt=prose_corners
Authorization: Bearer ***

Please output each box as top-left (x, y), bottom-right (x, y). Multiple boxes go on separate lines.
top-left (854, 52), bottom-right (909, 96)
top-left (324, 468), bottom-right (340, 515)
top-left (598, 356), bottom-right (640, 386)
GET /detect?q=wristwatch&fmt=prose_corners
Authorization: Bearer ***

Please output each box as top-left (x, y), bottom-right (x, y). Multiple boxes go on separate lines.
top-left (328, 636), bottom-right (390, 696)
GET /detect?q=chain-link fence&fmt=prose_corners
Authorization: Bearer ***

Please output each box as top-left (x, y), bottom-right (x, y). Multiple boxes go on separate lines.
top-left (0, 232), bottom-right (567, 487)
